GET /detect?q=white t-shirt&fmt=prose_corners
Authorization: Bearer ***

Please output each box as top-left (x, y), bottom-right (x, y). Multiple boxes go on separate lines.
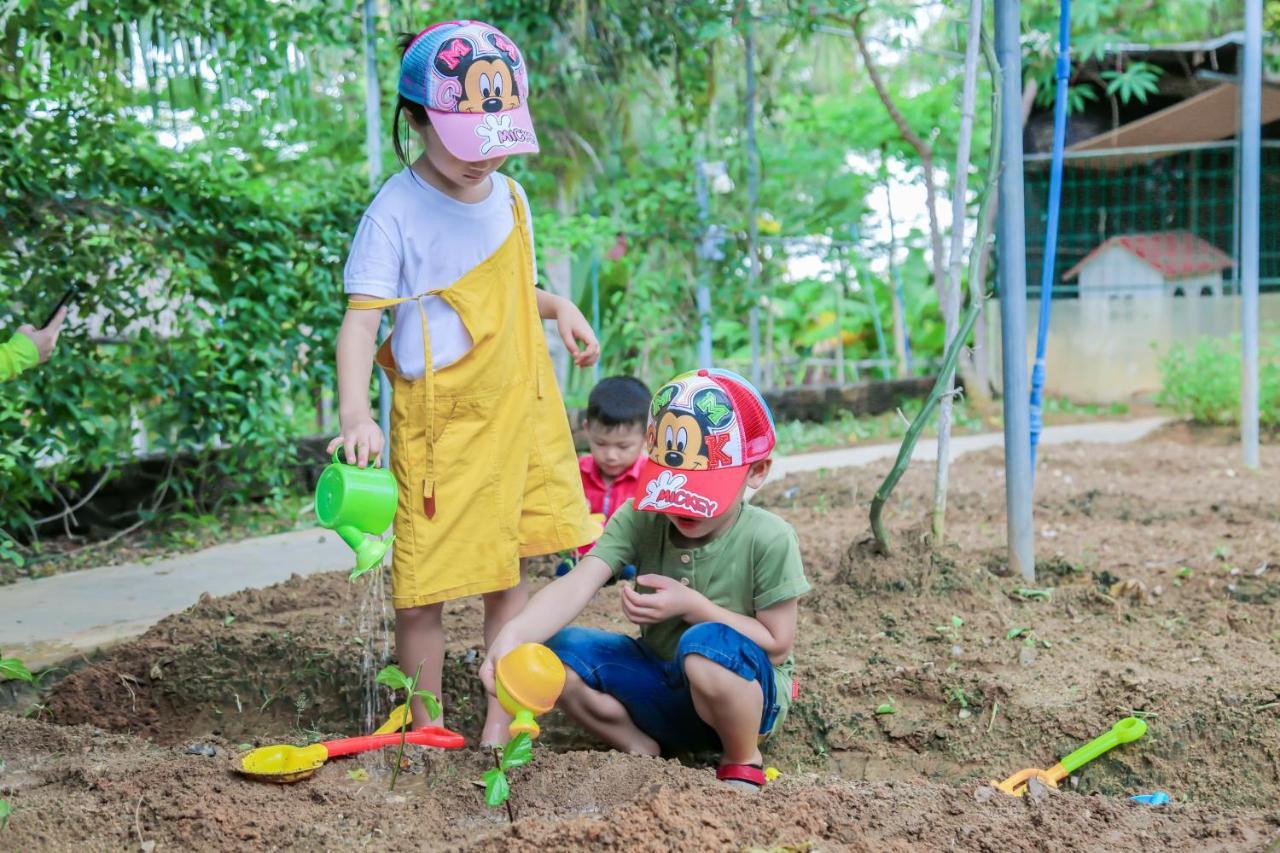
top-left (343, 169), bottom-right (536, 379)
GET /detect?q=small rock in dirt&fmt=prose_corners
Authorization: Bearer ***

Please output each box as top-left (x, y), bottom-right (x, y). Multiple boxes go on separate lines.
top-left (974, 785), bottom-right (997, 803)
top-left (141, 841), bottom-right (156, 853)
top-left (149, 662), bottom-right (163, 680)
top-left (184, 743), bottom-right (217, 757)
top-left (463, 648), bottom-right (478, 665)
top-left (950, 645), bottom-right (964, 659)
top-left (1019, 646), bottom-right (1037, 667)
top-left (958, 709), bottom-right (972, 720)
top-left (1026, 776), bottom-right (1054, 801)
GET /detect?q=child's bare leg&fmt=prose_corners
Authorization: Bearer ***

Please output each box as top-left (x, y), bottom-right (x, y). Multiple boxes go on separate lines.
top-left (479, 563), bottom-right (530, 745)
top-left (684, 654), bottom-right (765, 766)
top-left (394, 602), bottom-right (445, 727)
top-left (557, 669), bottom-right (660, 755)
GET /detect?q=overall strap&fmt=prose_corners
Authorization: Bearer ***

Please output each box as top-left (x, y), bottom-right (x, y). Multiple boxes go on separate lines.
top-left (347, 294), bottom-right (440, 517)
top-left (504, 177), bottom-right (542, 399)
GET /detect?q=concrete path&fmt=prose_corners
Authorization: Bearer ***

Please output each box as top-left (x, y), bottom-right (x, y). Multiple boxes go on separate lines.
top-left (770, 416), bottom-right (1167, 479)
top-left (0, 417), bottom-right (1166, 670)
top-left (1, 529), bottom-right (351, 670)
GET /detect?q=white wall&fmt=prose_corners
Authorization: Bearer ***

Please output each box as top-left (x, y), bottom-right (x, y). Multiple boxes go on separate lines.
top-left (1077, 245), bottom-right (1164, 297)
top-left (986, 292), bottom-right (1280, 402)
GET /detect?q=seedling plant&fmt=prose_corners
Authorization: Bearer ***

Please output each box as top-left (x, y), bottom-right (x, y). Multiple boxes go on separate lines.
top-left (375, 664), bottom-right (442, 791)
top-left (0, 655), bottom-right (33, 828)
top-left (483, 732), bottom-right (533, 823)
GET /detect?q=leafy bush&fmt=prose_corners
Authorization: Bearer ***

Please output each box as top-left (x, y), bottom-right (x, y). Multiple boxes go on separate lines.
top-left (1157, 333), bottom-right (1280, 428)
top-left (1, 105), bottom-right (362, 549)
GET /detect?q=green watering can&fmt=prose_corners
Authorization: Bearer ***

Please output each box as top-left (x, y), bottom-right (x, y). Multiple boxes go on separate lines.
top-left (315, 448), bottom-right (397, 580)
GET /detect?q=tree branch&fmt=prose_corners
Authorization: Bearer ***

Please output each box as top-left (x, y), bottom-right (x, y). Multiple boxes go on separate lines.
top-left (851, 11), bottom-right (946, 299)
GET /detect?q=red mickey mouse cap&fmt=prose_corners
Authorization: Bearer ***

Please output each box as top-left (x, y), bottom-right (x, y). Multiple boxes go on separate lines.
top-left (633, 369), bottom-right (777, 520)
top-left (399, 21), bottom-right (539, 162)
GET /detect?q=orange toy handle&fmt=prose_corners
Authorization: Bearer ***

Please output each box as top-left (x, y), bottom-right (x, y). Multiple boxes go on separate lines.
top-left (322, 727), bottom-right (465, 756)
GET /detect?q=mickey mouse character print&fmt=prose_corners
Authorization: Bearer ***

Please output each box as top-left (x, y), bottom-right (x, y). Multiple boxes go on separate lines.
top-left (635, 369), bottom-right (777, 520)
top-left (399, 21), bottom-right (540, 160)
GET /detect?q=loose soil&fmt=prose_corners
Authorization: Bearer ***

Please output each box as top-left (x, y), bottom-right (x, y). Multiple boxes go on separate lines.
top-left (4, 432), bottom-right (1280, 850)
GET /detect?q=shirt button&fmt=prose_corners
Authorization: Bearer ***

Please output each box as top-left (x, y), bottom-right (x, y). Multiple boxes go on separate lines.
top-left (680, 554), bottom-right (691, 564)
top-left (680, 577), bottom-right (691, 586)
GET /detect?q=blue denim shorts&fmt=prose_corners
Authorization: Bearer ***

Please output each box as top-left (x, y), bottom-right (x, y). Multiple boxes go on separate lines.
top-left (546, 622), bottom-right (780, 754)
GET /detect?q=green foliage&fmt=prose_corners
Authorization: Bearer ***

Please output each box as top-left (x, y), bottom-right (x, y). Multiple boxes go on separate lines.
top-left (1100, 62), bottom-right (1162, 104)
top-left (1022, 0), bottom-right (1230, 114)
top-left (483, 731), bottom-right (534, 809)
top-left (1158, 334), bottom-right (1280, 428)
top-left (0, 657), bottom-right (34, 682)
top-left (0, 798), bottom-right (9, 831)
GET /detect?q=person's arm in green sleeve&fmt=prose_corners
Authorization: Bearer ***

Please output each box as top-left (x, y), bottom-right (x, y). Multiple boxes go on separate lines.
top-left (0, 333), bottom-right (40, 382)
top-left (1, 308), bottom-right (68, 382)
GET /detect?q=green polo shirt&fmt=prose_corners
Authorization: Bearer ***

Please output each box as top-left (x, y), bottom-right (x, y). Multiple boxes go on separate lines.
top-left (589, 499), bottom-right (810, 731)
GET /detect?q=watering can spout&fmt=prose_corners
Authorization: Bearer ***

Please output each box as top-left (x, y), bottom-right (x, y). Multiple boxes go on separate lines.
top-left (335, 524), bottom-right (365, 552)
top-left (335, 525), bottom-right (392, 580)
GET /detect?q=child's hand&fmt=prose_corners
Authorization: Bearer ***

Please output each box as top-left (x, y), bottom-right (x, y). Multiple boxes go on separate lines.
top-left (327, 417), bottom-right (384, 467)
top-left (480, 633), bottom-right (522, 697)
top-left (553, 298), bottom-right (599, 368)
top-left (621, 575), bottom-right (705, 625)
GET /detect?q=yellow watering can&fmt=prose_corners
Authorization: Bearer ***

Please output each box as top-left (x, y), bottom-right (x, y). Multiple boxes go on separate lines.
top-left (495, 643), bottom-right (566, 739)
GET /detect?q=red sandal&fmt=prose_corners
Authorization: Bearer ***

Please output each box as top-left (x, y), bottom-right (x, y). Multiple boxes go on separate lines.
top-left (716, 763), bottom-right (766, 789)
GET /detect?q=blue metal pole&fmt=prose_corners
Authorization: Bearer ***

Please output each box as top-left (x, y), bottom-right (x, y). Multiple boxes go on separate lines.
top-left (1241, 0), bottom-right (1262, 468)
top-left (996, 0), bottom-right (1036, 582)
top-left (1028, 0), bottom-right (1070, 471)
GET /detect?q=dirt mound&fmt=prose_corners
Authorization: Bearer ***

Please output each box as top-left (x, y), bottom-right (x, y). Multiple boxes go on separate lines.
top-left (2, 715), bottom-right (1275, 851)
top-left (7, 436), bottom-right (1280, 847)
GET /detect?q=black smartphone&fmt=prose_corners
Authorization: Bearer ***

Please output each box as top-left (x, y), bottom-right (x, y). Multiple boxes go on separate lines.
top-left (41, 282), bottom-right (79, 328)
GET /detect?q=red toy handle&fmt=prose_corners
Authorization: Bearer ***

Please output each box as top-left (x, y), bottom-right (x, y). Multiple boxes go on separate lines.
top-left (322, 727), bottom-right (465, 756)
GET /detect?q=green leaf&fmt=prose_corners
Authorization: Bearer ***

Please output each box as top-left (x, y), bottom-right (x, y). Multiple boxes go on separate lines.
top-left (375, 665), bottom-right (410, 692)
top-left (413, 690), bottom-right (442, 721)
top-left (1005, 627), bottom-right (1030, 640)
top-left (222, 614), bottom-right (236, 627)
top-left (0, 797), bottom-right (9, 830)
top-left (0, 658), bottom-right (34, 683)
top-left (875, 703), bottom-right (897, 715)
top-left (950, 615), bottom-right (964, 629)
top-left (500, 732), bottom-right (533, 771)
top-left (482, 767), bottom-right (510, 807)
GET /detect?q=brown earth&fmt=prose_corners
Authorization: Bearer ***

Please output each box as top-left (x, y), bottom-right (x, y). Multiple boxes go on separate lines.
top-left (4, 432), bottom-right (1280, 850)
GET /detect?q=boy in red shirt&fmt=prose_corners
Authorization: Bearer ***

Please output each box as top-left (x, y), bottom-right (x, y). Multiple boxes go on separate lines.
top-left (558, 376), bottom-right (649, 576)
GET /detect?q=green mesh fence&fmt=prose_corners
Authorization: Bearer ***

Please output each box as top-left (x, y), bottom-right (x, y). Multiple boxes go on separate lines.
top-left (1021, 141), bottom-right (1280, 299)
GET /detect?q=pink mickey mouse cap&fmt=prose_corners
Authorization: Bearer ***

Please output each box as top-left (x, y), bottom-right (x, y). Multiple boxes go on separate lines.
top-left (399, 21), bottom-right (540, 162)
top-left (633, 369), bottom-right (778, 520)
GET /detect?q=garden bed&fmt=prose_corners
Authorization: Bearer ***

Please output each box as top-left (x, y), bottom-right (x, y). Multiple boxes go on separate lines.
top-left (3, 434), bottom-right (1279, 849)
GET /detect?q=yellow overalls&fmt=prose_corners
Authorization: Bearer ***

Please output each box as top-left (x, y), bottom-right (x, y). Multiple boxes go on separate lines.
top-left (351, 178), bottom-right (597, 609)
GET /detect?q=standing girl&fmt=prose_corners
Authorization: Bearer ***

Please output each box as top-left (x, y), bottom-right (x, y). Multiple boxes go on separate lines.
top-left (329, 20), bottom-right (600, 745)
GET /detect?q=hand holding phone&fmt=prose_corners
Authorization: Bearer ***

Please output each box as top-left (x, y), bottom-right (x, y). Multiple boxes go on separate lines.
top-left (41, 282), bottom-right (79, 328)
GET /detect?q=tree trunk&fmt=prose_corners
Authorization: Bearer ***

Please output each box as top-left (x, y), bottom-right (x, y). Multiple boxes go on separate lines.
top-left (853, 16), bottom-right (947, 304)
top-left (931, 0), bottom-right (984, 545)
top-left (883, 174), bottom-right (910, 377)
top-left (972, 78), bottom-right (1038, 395)
top-left (543, 185), bottom-right (573, 388)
